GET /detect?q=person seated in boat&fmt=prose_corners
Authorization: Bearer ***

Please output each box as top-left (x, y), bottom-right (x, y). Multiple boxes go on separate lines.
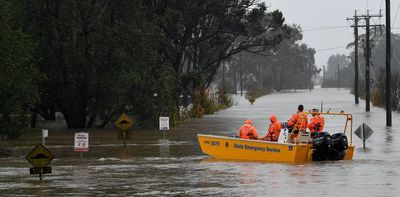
top-left (261, 114), bottom-right (281, 142)
top-left (237, 119), bottom-right (258, 140)
top-left (287, 104), bottom-right (308, 142)
top-left (308, 109), bottom-right (325, 135)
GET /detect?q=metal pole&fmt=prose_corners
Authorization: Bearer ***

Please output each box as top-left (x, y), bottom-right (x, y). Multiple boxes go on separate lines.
top-left (362, 123), bottom-right (366, 149)
top-left (320, 102), bottom-right (323, 112)
top-left (39, 169), bottom-right (43, 180)
top-left (386, 0), bottom-right (392, 126)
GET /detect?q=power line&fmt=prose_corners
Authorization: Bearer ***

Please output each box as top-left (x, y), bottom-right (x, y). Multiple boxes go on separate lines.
top-left (315, 45), bottom-right (347, 52)
top-left (302, 26), bottom-right (349, 31)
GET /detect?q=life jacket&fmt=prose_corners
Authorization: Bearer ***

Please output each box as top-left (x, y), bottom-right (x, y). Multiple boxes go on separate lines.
top-left (266, 120), bottom-right (281, 142)
top-left (239, 124), bottom-right (258, 139)
top-left (308, 114), bottom-right (325, 133)
top-left (288, 112), bottom-right (308, 132)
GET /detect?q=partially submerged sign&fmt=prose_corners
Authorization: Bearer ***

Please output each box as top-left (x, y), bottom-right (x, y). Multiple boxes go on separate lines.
top-left (30, 167), bottom-right (52, 175)
top-left (355, 123), bottom-right (374, 141)
top-left (74, 132), bottom-right (89, 152)
top-left (25, 144), bottom-right (55, 168)
top-left (115, 113), bottom-right (133, 131)
top-left (355, 123), bottom-right (374, 148)
top-left (159, 117), bottom-right (170, 131)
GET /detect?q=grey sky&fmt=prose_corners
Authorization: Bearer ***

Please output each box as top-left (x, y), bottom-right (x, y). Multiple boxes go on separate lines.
top-left (266, 0), bottom-right (400, 68)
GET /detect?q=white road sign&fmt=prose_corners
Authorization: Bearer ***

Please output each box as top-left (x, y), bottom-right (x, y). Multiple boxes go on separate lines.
top-left (74, 132), bottom-right (89, 152)
top-left (159, 117), bottom-right (170, 131)
top-left (42, 129), bottom-right (48, 138)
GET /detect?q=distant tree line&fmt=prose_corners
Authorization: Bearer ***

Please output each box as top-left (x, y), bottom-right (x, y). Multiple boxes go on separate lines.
top-left (216, 25), bottom-right (318, 93)
top-left (0, 0), bottom-right (316, 139)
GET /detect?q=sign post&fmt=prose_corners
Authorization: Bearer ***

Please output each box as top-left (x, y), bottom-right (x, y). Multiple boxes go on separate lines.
top-left (74, 132), bottom-right (89, 161)
top-left (354, 123), bottom-right (374, 148)
top-left (159, 117), bottom-right (170, 156)
top-left (25, 144), bottom-right (54, 180)
top-left (115, 113), bottom-right (133, 148)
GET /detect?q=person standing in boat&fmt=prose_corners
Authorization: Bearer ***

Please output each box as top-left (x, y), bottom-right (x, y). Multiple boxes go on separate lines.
top-left (308, 109), bottom-right (325, 134)
top-left (287, 104), bottom-right (308, 142)
top-left (262, 114), bottom-right (281, 142)
top-left (237, 119), bottom-right (258, 140)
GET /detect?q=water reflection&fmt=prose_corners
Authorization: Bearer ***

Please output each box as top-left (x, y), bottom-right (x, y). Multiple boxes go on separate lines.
top-left (384, 126), bottom-right (393, 144)
top-left (159, 139), bottom-right (170, 157)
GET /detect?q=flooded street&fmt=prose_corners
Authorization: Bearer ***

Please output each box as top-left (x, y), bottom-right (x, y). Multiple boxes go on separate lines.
top-left (1, 88), bottom-right (400, 196)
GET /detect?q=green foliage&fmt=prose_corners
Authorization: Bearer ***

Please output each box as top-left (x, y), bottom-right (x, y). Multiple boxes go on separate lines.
top-left (1, 0), bottom-right (306, 136)
top-left (369, 69), bottom-right (400, 112)
top-left (0, 0), bottom-right (39, 139)
top-left (246, 82), bottom-right (270, 104)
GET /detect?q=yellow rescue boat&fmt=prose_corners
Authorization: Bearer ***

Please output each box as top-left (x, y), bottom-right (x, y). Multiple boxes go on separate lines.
top-left (197, 112), bottom-right (355, 163)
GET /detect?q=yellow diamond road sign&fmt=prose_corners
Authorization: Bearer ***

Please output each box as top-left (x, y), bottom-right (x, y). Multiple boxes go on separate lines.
top-left (25, 144), bottom-right (55, 168)
top-left (115, 113), bottom-right (133, 131)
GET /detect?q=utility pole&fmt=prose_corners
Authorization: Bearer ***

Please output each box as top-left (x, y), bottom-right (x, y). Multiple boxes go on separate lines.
top-left (354, 11), bottom-right (360, 104)
top-left (365, 12), bottom-right (371, 111)
top-left (348, 11), bottom-right (383, 112)
top-left (347, 11), bottom-right (360, 104)
top-left (337, 64), bottom-right (340, 91)
top-left (386, 0), bottom-right (392, 126)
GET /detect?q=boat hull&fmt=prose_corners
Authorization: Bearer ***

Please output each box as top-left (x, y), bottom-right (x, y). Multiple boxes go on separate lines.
top-left (198, 134), bottom-right (312, 163)
top-left (198, 134), bottom-right (354, 163)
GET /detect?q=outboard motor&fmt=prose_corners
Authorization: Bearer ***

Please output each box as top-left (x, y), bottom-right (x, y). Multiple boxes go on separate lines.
top-left (312, 132), bottom-right (331, 161)
top-left (328, 133), bottom-right (348, 160)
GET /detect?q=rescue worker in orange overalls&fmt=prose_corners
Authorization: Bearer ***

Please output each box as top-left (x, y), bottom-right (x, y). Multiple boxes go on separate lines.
top-left (262, 114), bottom-right (281, 142)
top-left (308, 109), bottom-right (325, 134)
top-left (237, 119), bottom-right (258, 140)
top-left (287, 104), bottom-right (308, 142)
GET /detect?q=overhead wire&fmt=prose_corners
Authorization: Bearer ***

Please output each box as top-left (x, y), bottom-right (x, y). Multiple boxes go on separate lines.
top-left (315, 45), bottom-right (348, 52)
top-left (301, 26), bottom-right (350, 32)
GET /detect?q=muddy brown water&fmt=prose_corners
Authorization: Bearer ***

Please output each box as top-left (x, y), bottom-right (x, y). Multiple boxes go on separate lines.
top-left (1, 88), bottom-right (399, 196)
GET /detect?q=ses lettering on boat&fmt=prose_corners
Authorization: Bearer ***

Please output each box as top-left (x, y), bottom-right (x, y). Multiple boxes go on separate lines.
top-left (234, 144), bottom-right (280, 153)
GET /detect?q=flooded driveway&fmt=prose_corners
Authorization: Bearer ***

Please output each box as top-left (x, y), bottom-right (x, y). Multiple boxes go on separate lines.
top-left (1, 88), bottom-right (399, 196)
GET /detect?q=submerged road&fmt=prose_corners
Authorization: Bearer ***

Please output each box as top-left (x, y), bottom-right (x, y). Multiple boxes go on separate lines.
top-left (1, 87), bottom-right (400, 196)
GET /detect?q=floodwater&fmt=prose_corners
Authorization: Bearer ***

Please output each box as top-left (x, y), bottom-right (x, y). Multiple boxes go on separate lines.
top-left (1, 88), bottom-right (400, 196)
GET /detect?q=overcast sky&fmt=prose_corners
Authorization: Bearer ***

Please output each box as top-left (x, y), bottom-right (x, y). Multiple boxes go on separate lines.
top-left (266, 0), bottom-right (400, 68)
